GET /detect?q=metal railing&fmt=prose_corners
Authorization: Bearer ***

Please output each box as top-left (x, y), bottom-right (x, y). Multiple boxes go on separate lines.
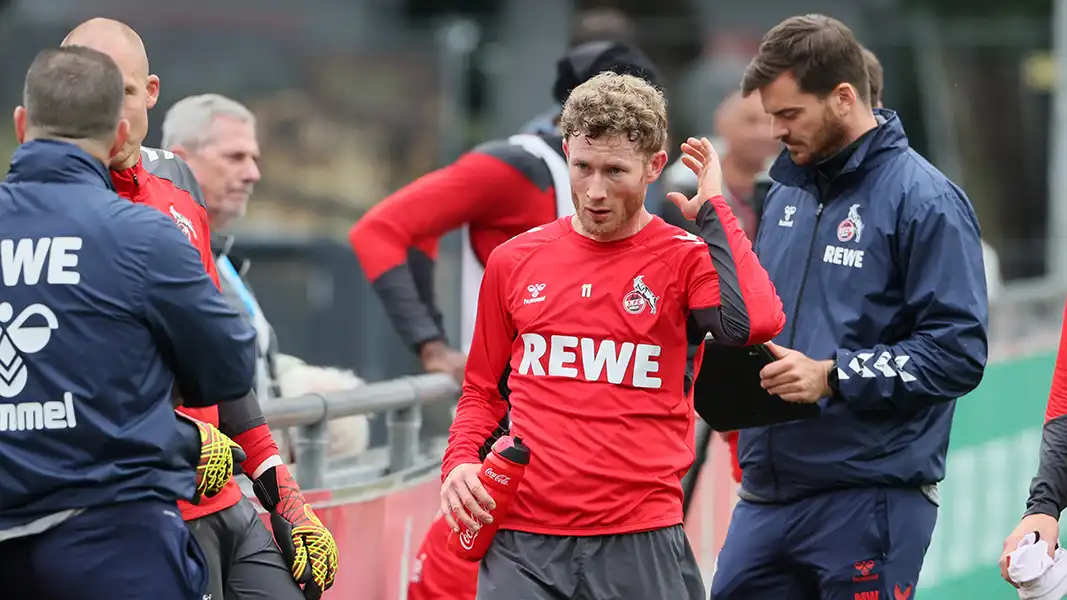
top-left (263, 278), bottom-right (1067, 491)
top-left (262, 373), bottom-right (460, 490)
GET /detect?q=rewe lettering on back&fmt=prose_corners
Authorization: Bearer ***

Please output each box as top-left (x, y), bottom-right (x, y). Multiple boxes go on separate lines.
top-left (0, 237), bottom-right (82, 286)
top-left (518, 333), bottom-right (662, 389)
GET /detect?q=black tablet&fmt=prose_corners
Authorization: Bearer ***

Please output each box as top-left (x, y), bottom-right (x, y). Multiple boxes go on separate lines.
top-left (693, 340), bottom-right (822, 431)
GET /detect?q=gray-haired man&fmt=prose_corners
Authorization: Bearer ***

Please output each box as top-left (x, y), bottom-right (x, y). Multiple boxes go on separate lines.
top-left (163, 94), bottom-right (333, 600)
top-left (163, 94), bottom-right (364, 599)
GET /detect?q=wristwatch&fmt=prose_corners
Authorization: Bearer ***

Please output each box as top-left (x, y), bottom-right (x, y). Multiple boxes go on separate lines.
top-left (827, 357), bottom-right (840, 396)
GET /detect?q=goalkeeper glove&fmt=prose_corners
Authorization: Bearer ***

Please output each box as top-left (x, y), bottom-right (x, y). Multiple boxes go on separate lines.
top-left (254, 464), bottom-right (338, 600)
top-left (177, 413), bottom-right (246, 505)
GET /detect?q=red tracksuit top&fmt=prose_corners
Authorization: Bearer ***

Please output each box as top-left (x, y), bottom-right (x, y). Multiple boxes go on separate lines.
top-left (111, 147), bottom-right (278, 521)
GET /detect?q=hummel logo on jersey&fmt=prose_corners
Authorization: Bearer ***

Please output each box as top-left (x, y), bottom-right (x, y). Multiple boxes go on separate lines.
top-left (0, 302), bottom-right (77, 432)
top-left (779, 205), bottom-right (796, 227)
top-left (623, 276), bottom-right (658, 315)
top-left (0, 236), bottom-right (83, 432)
top-left (524, 283), bottom-right (547, 304)
top-left (169, 205), bottom-right (197, 242)
top-left (518, 333), bottom-right (662, 389)
top-left (0, 302), bottom-right (58, 398)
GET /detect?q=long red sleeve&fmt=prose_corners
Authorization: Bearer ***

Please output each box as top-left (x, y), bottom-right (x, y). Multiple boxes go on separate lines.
top-left (686, 195), bottom-right (786, 345)
top-left (1025, 298), bottom-right (1067, 518)
top-left (349, 152), bottom-right (550, 351)
top-left (1046, 300), bottom-right (1067, 422)
top-left (441, 244), bottom-right (514, 479)
top-left (233, 423), bottom-right (280, 478)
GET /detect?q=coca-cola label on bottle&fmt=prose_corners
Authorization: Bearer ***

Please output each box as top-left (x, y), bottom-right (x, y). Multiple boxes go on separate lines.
top-left (484, 467), bottom-right (511, 486)
top-left (459, 527), bottom-right (479, 550)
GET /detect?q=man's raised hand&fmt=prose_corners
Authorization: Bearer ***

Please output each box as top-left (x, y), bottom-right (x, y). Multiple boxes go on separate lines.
top-left (665, 136), bottom-right (725, 220)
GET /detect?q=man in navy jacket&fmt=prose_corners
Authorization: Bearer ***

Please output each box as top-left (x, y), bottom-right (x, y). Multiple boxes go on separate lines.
top-left (711, 16), bottom-right (988, 600)
top-left (0, 46), bottom-right (255, 600)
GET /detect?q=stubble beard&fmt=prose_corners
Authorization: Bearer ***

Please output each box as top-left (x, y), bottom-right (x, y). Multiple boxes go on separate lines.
top-left (808, 109), bottom-right (851, 165)
top-left (574, 193), bottom-right (645, 241)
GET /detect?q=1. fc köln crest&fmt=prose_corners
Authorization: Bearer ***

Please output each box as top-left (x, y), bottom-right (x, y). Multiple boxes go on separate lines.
top-left (837, 203), bottom-right (865, 243)
top-left (622, 275), bottom-right (659, 315)
top-left (169, 205), bottom-right (197, 242)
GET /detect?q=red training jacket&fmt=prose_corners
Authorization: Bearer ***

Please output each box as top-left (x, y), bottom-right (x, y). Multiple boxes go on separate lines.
top-left (111, 147), bottom-right (279, 521)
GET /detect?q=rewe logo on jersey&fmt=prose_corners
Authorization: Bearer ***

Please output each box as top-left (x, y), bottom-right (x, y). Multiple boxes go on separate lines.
top-left (517, 333), bottom-right (662, 389)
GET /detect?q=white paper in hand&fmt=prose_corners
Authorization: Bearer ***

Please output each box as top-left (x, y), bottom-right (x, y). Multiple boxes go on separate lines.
top-left (1009, 532), bottom-right (1067, 599)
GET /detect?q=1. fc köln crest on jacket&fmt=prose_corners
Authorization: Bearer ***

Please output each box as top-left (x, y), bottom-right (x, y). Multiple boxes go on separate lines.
top-left (623, 275), bottom-right (658, 315)
top-left (169, 205), bottom-right (198, 242)
top-left (837, 203), bottom-right (865, 243)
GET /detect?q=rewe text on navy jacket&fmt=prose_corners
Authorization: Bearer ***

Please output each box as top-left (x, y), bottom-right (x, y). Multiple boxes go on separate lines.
top-left (0, 140), bottom-right (255, 529)
top-left (741, 110), bottom-right (989, 503)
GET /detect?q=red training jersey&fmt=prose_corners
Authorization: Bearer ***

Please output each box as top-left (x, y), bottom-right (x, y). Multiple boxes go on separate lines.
top-left (112, 147), bottom-right (242, 521)
top-left (444, 206), bottom-right (785, 536)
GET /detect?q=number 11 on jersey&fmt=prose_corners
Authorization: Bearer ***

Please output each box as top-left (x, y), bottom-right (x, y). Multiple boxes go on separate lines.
top-left (581, 284), bottom-right (592, 298)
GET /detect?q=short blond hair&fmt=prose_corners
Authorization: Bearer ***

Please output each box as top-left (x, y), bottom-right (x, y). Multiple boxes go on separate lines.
top-left (559, 72), bottom-right (667, 156)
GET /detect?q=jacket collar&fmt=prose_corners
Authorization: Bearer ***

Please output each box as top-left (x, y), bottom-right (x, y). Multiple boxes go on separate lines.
top-left (109, 154), bottom-right (148, 198)
top-left (4, 139), bottom-right (114, 190)
top-left (211, 233), bottom-right (234, 259)
top-left (770, 108), bottom-right (909, 189)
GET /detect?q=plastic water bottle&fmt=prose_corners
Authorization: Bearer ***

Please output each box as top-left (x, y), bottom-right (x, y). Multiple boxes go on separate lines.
top-left (447, 435), bottom-right (531, 561)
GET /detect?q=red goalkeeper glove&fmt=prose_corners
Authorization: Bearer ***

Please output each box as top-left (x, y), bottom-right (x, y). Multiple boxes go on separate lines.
top-left (253, 464), bottom-right (338, 599)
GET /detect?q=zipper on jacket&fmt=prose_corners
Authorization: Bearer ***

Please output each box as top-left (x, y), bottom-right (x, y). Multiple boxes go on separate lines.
top-left (786, 202), bottom-right (824, 347)
top-left (768, 201), bottom-right (824, 500)
top-left (131, 171), bottom-right (139, 188)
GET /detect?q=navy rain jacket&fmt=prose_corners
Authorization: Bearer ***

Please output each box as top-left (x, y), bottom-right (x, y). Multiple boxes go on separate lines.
top-left (741, 110), bottom-right (989, 502)
top-left (0, 140), bottom-right (255, 529)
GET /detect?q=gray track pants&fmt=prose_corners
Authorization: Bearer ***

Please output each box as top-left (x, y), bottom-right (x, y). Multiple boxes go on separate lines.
top-left (187, 498), bottom-right (304, 600)
top-left (477, 525), bottom-right (705, 600)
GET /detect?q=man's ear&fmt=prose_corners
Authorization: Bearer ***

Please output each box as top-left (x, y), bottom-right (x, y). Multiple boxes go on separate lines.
top-left (110, 119), bottom-right (131, 160)
top-left (833, 83), bottom-right (858, 116)
top-left (646, 149), bottom-right (668, 184)
top-left (145, 74), bottom-right (160, 110)
top-left (562, 137), bottom-right (569, 161)
top-left (13, 106), bottom-right (26, 143)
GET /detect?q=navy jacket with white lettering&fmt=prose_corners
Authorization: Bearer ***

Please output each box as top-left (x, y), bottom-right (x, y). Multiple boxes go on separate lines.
top-left (0, 140), bottom-right (256, 529)
top-left (740, 110), bottom-right (989, 502)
